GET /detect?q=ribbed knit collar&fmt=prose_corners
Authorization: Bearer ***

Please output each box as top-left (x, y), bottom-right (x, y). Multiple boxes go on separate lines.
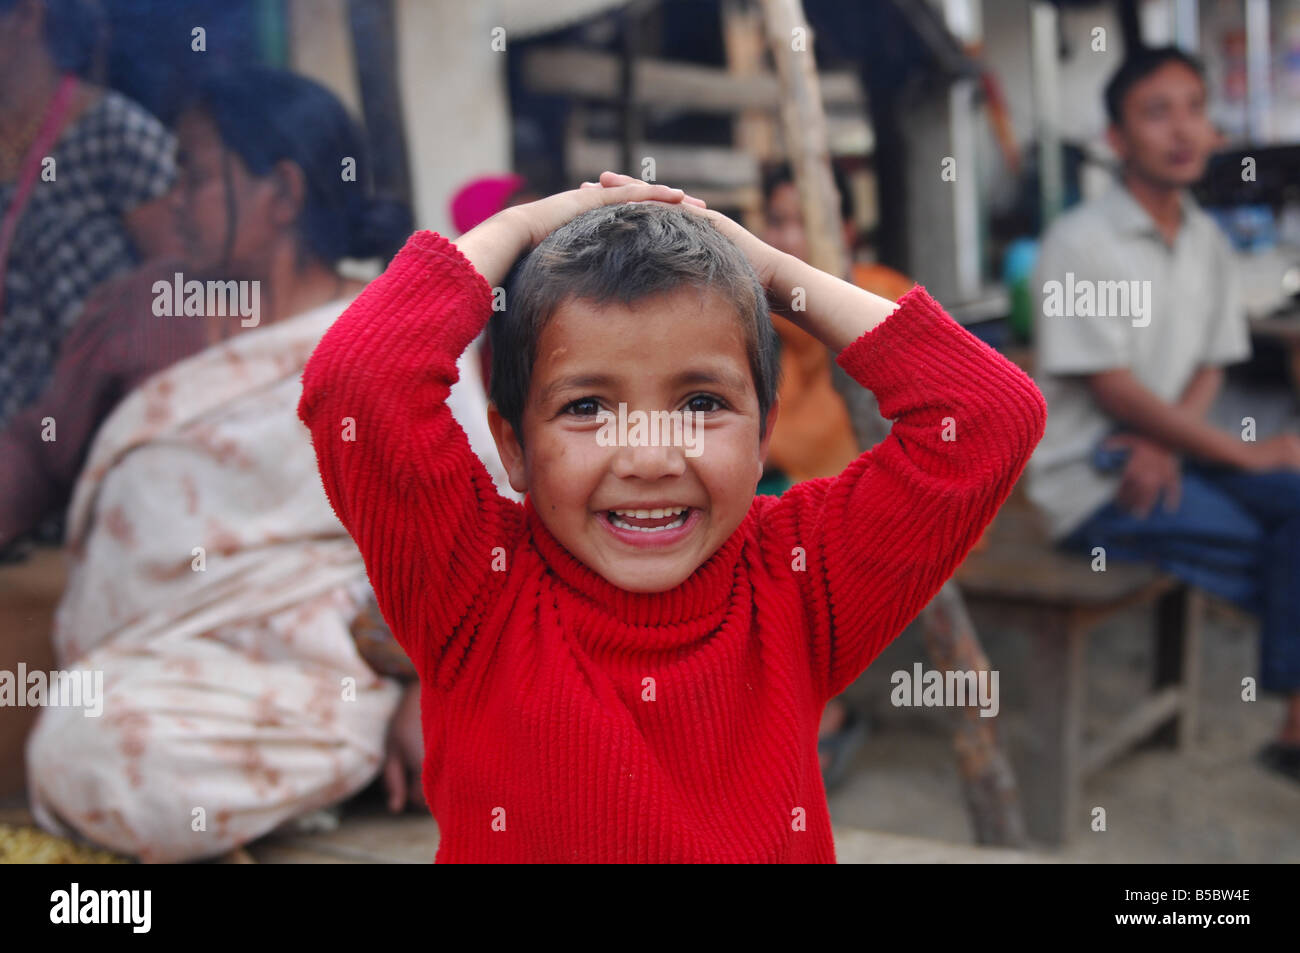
top-left (523, 494), bottom-right (751, 649)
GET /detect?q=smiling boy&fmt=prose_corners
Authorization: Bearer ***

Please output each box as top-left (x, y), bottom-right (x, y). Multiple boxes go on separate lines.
top-left (299, 173), bottom-right (1046, 862)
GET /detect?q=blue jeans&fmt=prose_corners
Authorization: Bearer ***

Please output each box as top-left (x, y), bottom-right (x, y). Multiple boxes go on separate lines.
top-left (1061, 460), bottom-right (1300, 695)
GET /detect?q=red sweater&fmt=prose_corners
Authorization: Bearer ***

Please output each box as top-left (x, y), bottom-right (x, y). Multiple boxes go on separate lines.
top-left (298, 230), bottom-right (1046, 863)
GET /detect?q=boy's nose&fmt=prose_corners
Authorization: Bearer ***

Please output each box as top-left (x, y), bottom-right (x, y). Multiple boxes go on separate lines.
top-left (608, 441), bottom-right (688, 481)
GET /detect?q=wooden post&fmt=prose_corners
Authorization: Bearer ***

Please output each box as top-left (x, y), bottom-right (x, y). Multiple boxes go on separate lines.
top-left (758, 0), bottom-right (846, 279)
top-left (920, 582), bottom-right (1030, 847)
top-left (1021, 610), bottom-right (1086, 845)
top-left (1153, 584), bottom-right (1203, 751)
top-left (721, 0), bottom-right (779, 235)
top-left (619, 5), bottom-right (643, 179)
top-left (347, 0), bottom-right (413, 223)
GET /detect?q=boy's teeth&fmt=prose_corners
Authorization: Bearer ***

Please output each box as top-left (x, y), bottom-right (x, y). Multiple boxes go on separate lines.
top-left (607, 507), bottom-right (691, 532)
top-left (612, 507), bottom-right (686, 518)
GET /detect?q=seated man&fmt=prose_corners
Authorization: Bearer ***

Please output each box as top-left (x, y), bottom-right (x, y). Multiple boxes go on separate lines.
top-left (1025, 46), bottom-right (1300, 781)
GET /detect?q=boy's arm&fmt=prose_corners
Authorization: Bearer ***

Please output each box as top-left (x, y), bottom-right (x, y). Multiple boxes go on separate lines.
top-left (298, 231), bottom-right (521, 688)
top-left (764, 286), bottom-right (1047, 701)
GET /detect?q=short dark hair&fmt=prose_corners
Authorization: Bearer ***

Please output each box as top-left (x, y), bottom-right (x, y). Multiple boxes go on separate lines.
top-left (1104, 46), bottom-right (1207, 127)
top-left (761, 160), bottom-right (854, 226)
top-left (490, 202), bottom-right (781, 448)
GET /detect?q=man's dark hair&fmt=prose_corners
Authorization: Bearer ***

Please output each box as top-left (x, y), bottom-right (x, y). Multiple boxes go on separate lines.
top-left (1104, 46), bottom-right (1207, 127)
top-left (490, 202), bottom-right (781, 448)
top-left (761, 160), bottom-right (854, 226)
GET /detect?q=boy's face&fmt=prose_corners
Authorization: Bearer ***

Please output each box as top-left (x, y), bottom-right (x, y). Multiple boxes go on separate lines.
top-left (488, 286), bottom-right (778, 594)
top-left (1108, 62), bottom-right (1215, 189)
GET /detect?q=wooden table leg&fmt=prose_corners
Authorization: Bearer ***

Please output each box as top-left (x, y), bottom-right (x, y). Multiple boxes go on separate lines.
top-left (1153, 584), bottom-right (1203, 750)
top-left (1020, 609), bottom-right (1086, 845)
top-left (1285, 341), bottom-right (1300, 403)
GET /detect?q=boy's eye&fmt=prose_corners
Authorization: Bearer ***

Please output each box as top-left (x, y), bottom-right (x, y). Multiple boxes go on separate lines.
top-left (686, 394), bottom-right (725, 414)
top-left (563, 398), bottom-right (602, 417)
top-left (562, 395), bottom-right (727, 417)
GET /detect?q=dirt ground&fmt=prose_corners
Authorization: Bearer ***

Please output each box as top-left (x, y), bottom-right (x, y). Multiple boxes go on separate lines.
top-left (818, 374), bottom-right (1300, 862)
top-left (827, 594), bottom-right (1300, 862)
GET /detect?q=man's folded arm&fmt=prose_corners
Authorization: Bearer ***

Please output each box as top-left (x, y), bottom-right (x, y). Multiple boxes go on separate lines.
top-left (1086, 368), bottom-right (1248, 467)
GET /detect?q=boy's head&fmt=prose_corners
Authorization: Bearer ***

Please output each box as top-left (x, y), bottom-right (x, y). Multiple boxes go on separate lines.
top-left (487, 201), bottom-right (782, 594)
top-left (1104, 46), bottom-right (1215, 189)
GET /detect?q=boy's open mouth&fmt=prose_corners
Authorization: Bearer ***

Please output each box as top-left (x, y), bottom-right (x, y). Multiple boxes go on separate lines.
top-left (604, 506), bottom-right (692, 533)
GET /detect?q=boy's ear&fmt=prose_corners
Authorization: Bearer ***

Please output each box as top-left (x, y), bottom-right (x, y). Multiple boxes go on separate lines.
top-left (487, 401), bottom-right (529, 494)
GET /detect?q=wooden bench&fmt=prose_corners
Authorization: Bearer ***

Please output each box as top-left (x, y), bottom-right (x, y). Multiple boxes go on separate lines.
top-left (955, 490), bottom-right (1204, 846)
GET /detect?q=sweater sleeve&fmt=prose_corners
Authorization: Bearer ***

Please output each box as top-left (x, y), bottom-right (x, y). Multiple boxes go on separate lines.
top-left (298, 230), bottom-right (522, 688)
top-left (762, 286), bottom-right (1047, 702)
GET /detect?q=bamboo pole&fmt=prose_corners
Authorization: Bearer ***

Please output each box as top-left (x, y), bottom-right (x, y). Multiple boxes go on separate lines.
top-left (758, 0), bottom-right (846, 279)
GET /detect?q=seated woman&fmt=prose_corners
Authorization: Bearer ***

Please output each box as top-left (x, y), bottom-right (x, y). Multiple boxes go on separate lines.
top-left (21, 67), bottom-right (464, 861)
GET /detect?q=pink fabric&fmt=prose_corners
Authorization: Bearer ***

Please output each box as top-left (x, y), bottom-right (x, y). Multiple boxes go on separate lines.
top-left (449, 174), bottom-right (525, 234)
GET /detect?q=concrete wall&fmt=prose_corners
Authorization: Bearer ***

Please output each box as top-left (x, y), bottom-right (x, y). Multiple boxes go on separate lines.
top-left (981, 0), bottom-right (1123, 156)
top-left (288, 0), bottom-right (363, 118)
top-left (394, 0), bottom-right (513, 235)
top-left (286, 0), bottom-right (516, 237)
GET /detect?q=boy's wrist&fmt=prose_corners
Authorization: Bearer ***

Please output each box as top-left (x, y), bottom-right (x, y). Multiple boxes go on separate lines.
top-left (451, 208), bottom-right (531, 290)
top-left (767, 250), bottom-right (821, 328)
top-left (769, 252), bottom-right (898, 354)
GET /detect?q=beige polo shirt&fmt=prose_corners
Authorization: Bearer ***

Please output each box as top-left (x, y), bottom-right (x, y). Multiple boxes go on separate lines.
top-left (1024, 182), bottom-right (1252, 541)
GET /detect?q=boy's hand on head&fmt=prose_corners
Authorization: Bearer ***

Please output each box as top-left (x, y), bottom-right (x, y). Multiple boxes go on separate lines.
top-left (653, 175), bottom-right (900, 351)
top-left (580, 171), bottom-right (708, 209)
top-left (454, 172), bottom-right (703, 287)
top-left (511, 175), bottom-right (701, 249)
top-left (680, 203), bottom-right (788, 294)
top-left (676, 187), bottom-right (896, 352)
top-left (582, 171), bottom-right (795, 311)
